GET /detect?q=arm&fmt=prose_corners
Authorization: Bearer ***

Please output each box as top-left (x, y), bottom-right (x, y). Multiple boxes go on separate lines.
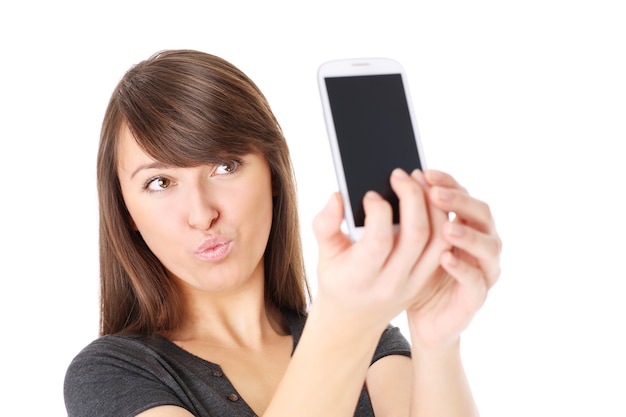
top-left (141, 170), bottom-right (500, 417)
top-left (367, 341), bottom-right (477, 417)
top-left (367, 170), bottom-right (500, 417)
top-left (405, 169), bottom-right (500, 416)
top-left (266, 168), bottom-right (440, 416)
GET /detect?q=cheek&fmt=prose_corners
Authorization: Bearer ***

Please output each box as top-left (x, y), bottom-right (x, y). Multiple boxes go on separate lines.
top-left (231, 180), bottom-right (274, 243)
top-left (127, 198), bottom-right (185, 243)
top-left (239, 185), bottom-right (274, 229)
top-left (130, 204), bottom-right (187, 273)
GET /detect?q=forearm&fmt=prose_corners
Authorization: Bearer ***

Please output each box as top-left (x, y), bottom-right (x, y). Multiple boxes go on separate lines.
top-left (409, 334), bottom-right (479, 417)
top-left (264, 303), bottom-right (385, 417)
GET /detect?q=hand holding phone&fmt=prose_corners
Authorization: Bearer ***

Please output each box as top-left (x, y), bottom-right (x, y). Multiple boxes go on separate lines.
top-left (317, 58), bottom-right (426, 240)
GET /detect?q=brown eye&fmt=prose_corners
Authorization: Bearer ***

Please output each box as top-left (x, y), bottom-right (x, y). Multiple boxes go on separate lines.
top-left (214, 160), bottom-right (241, 175)
top-left (146, 176), bottom-right (171, 191)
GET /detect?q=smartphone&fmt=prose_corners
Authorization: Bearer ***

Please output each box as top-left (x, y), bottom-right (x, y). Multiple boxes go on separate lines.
top-left (317, 58), bottom-right (426, 240)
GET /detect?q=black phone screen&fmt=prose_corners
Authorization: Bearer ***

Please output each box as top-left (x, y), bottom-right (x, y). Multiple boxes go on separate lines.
top-left (324, 73), bottom-right (422, 227)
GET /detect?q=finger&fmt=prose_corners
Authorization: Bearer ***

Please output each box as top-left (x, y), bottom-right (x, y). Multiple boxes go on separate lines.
top-left (312, 192), bottom-right (351, 261)
top-left (386, 169), bottom-right (451, 296)
top-left (440, 250), bottom-right (489, 311)
top-left (442, 222), bottom-right (501, 288)
top-left (388, 168), bottom-right (431, 262)
top-left (404, 170), bottom-right (452, 279)
top-left (411, 169), bottom-right (450, 248)
top-left (430, 186), bottom-right (496, 235)
top-left (425, 169), bottom-right (501, 287)
top-left (353, 190), bottom-right (395, 268)
top-left (424, 169), bottom-right (467, 194)
top-left (424, 170), bottom-right (496, 235)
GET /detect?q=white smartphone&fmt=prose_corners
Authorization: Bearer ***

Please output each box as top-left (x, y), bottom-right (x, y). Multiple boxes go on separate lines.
top-left (317, 57), bottom-right (426, 241)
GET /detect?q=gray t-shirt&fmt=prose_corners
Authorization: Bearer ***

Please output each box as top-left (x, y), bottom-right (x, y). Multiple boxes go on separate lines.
top-left (64, 310), bottom-right (411, 417)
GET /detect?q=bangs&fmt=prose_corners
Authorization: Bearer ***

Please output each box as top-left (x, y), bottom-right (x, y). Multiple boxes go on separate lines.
top-left (116, 52), bottom-right (267, 167)
top-left (126, 120), bottom-right (258, 168)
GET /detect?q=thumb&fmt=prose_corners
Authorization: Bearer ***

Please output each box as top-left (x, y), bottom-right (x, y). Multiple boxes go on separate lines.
top-left (312, 192), bottom-right (351, 260)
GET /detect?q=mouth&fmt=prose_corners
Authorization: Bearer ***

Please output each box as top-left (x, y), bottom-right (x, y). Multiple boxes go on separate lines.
top-left (194, 238), bottom-right (233, 262)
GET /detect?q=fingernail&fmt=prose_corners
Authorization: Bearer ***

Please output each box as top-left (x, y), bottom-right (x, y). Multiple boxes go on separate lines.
top-left (392, 168), bottom-right (409, 179)
top-left (364, 190), bottom-right (381, 200)
top-left (411, 169), bottom-right (427, 187)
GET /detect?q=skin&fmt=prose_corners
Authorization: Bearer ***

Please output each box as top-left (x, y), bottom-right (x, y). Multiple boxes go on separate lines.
top-left (117, 125), bottom-right (287, 413)
top-left (286, 168), bottom-right (500, 416)
top-left (117, 125), bottom-right (274, 297)
top-left (118, 124), bottom-right (501, 416)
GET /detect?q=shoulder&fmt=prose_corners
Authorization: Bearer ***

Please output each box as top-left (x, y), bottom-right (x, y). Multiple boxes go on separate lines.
top-left (64, 334), bottom-right (188, 417)
top-left (70, 333), bottom-right (168, 359)
top-left (65, 333), bottom-right (186, 389)
top-left (66, 334), bottom-right (169, 375)
top-left (372, 323), bottom-right (412, 364)
top-left (365, 324), bottom-right (413, 416)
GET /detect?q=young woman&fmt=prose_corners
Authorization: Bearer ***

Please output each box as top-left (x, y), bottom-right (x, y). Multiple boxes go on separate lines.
top-left (64, 49), bottom-right (501, 417)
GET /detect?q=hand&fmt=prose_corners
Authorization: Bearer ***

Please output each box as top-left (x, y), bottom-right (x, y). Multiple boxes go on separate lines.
top-left (406, 170), bottom-right (502, 350)
top-left (311, 168), bottom-right (450, 333)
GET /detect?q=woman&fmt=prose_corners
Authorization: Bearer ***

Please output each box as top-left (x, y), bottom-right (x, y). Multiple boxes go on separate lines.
top-left (64, 49), bottom-right (501, 417)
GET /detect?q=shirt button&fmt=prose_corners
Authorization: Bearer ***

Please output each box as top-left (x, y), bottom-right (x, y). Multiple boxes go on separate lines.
top-left (227, 393), bottom-right (239, 402)
top-left (211, 369), bottom-right (223, 377)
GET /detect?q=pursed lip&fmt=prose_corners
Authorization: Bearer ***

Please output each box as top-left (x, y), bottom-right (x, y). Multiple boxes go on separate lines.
top-left (194, 237), bottom-right (233, 262)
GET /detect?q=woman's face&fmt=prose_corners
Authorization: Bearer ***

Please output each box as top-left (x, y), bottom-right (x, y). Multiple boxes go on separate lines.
top-left (116, 125), bottom-right (274, 294)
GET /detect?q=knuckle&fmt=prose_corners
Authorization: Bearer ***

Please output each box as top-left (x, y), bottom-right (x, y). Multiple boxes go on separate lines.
top-left (477, 200), bottom-right (492, 217)
top-left (404, 220), bottom-right (430, 245)
top-left (364, 233), bottom-right (394, 255)
top-left (494, 235), bottom-right (503, 255)
top-left (488, 266), bottom-right (502, 287)
top-left (480, 235), bottom-right (501, 260)
top-left (311, 211), bottom-right (324, 232)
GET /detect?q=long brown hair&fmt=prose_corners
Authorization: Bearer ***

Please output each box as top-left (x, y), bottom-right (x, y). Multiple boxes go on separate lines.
top-left (97, 50), bottom-right (309, 336)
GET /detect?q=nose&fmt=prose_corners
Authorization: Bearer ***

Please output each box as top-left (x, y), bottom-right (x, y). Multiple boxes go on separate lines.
top-left (186, 181), bottom-right (219, 231)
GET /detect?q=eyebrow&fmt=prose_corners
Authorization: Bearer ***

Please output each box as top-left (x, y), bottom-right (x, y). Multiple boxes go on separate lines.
top-left (129, 161), bottom-right (171, 180)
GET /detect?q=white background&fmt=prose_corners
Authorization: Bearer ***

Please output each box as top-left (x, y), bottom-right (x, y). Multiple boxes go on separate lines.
top-left (1, 1), bottom-right (625, 416)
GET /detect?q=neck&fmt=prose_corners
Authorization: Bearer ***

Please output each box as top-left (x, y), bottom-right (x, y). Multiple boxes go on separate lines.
top-left (170, 267), bottom-right (288, 349)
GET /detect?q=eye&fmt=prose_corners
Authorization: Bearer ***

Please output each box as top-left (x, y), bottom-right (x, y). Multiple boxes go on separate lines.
top-left (213, 159), bottom-right (241, 176)
top-left (145, 176), bottom-right (172, 192)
